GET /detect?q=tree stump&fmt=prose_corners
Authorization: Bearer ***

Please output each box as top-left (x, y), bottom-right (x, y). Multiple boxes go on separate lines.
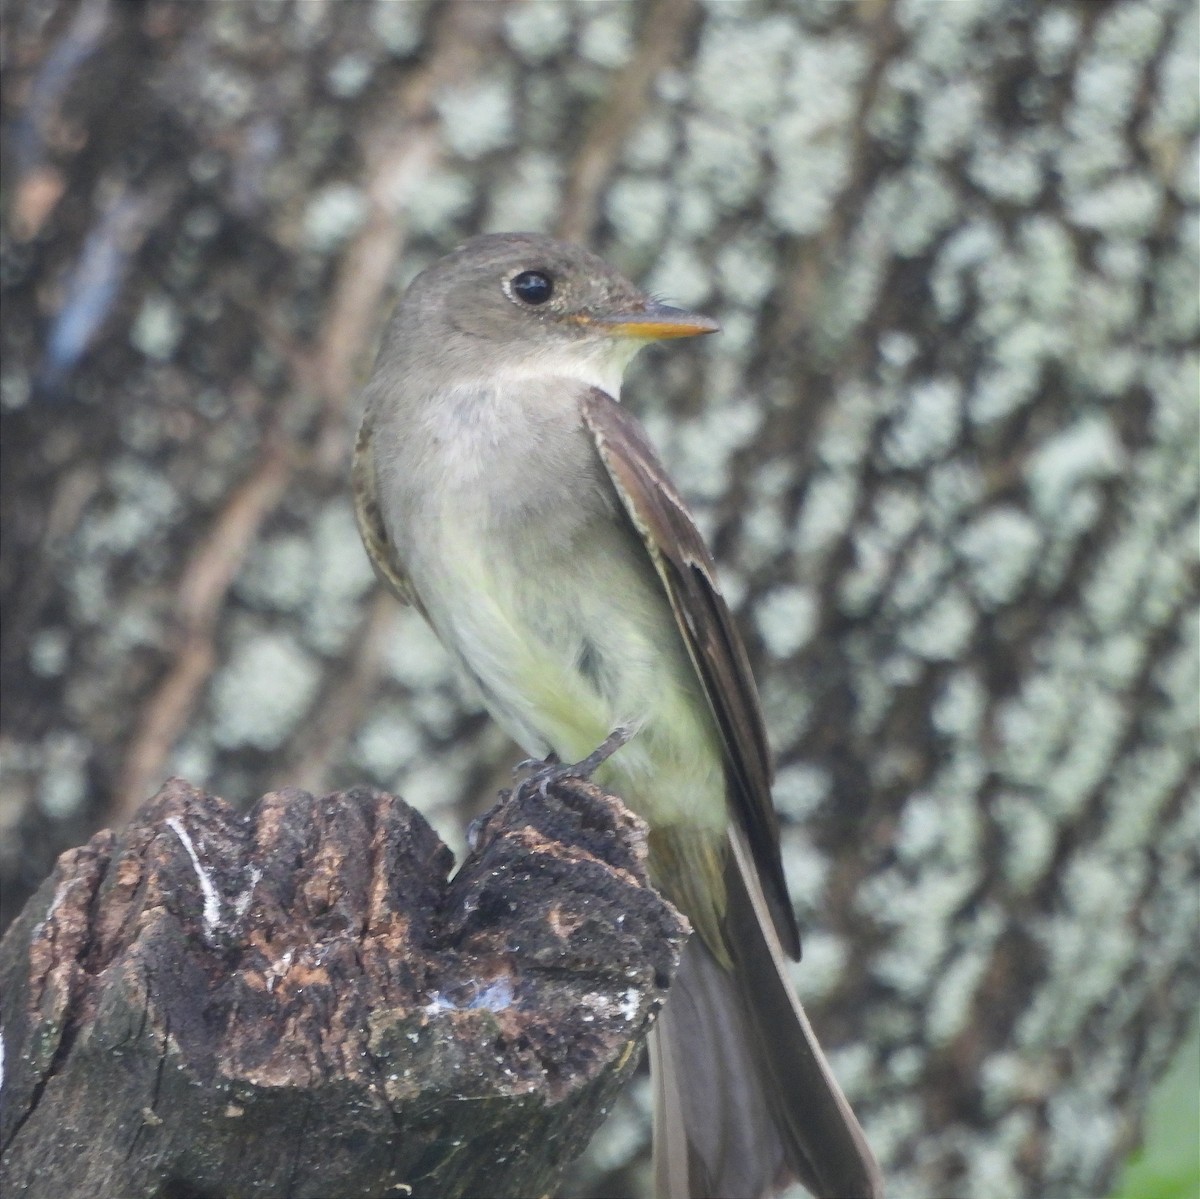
top-left (0, 777), bottom-right (689, 1199)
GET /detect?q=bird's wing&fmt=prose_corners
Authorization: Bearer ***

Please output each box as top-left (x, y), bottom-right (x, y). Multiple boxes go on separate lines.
top-left (351, 416), bottom-right (429, 620)
top-left (580, 387), bottom-right (801, 958)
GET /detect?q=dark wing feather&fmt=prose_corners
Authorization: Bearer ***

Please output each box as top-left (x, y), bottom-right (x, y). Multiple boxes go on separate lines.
top-left (351, 416), bottom-right (429, 620)
top-left (580, 388), bottom-right (801, 958)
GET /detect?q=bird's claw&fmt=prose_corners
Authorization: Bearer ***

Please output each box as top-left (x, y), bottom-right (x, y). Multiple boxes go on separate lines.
top-left (513, 728), bottom-right (631, 800)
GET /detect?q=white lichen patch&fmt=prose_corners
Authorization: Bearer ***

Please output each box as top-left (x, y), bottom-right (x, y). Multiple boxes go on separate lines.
top-left (76, 460), bottom-right (181, 558)
top-left (304, 502), bottom-right (379, 654)
top-left (763, 30), bottom-right (867, 232)
top-left (503, 1), bottom-right (571, 63)
top-left (302, 183), bottom-right (368, 252)
top-left (968, 130), bottom-right (1045, 205)
top-left (758, 671), bottom-right (814, 749)
top-left (755, 584), bottom-right (820, 659)
top-left (680, 115), bottom-right (764, 212)
top-left (916, 76), bottom-right (985, 161)
top-left (715, 234), bottom-right (778, 308)
top-left (925, 461), bottom-right (984, 532)
top-left (435, 75), bottom-right (515, 160)
top-left (691, 14), bottom-right (797, 127)
top-left (855, 1094), bottom-right (924, 1169)
top-left (979, 1052), bottom-right (1038, 1116)
top-left (1043, 689), bottom-right (1127, 819)
top-left (898, 584), bottom-right (976, 662)
top-left (1148, 4), bottom-right (1200, 146)
top-left (931, 667), bottom-right (986, 740)
top-left (486, 151), bottom-right (562, 233)
top-left (617, 987), bottom-right (641, 1022)
top-left (959, 1112), bottom-right (1039, 1199)
top-left (410, 687), bottom-right (463, 740)
top-left (36, 732), bottom-right (90, 819)
top-left (713, 310), bottom-right (757, 358)
top-left (780, 828), bottom-right (830, 917)
top-left (882, 378), bottom-right (962, 470)
top-left (1043, 1086), bottom-right (1121, 1185)
top-left (235, 534), bottom-right (313, 613)
top-left (815, 381), bottom-right (879, 469)
top-left (926, 902), bottom-right (1003, 1046)
top-left (167, 738), bottom-right (213, 788)
top-left (578, 5), bottom-right (632, 69)
top-left (1149, 614), bottom-right (1200, 743)
top-left (794, 470), bottom-right (860, 558)
top-left (383, 620), bottom-right (456, 698)
top-left (890, 534), bottom-right (952, 614)
top-left (1095, 628), bottom-right (1149, 691)
top-left (738, 501), bottom-right (786, 574)
top-left (1069, 173), bottom-right (1163, 236)
top-left (769, 134), bottom-right (853, 237)
top-left (930, 218), bottom-right (1003, 322)
top-left (839, 483), bottom-right (923, 613)
top-left (1025, 416), bottom-right (1125, 520)
top-left (620, 116), bottom-right (676, 171)
top-left (355, 704), bottom-right (424, 781)
top-left (772, 762), bottom-right (832, 822)
top-left (28, 628), bottom-right (69, 679)
top-left (641, 240), bottom-right (713, 311)
top-left (863, 864), bottom-right (980, 999)
top-left (669, 399), bottom-right (757, 501)
top-left (403, 169), bottom-right (474, 236)
top-left (395, 754), bottom-right (474, 847)
top-left (1035, 5), bottom-right (1082, 73)
top-left (604, 175), bottom-right (670, 248)
top-left (325, 53), bottom-right (373, 99)
top-left (886, 167), bottom-right (960, 259)
top-left (370, 0), bottom-right (426, 56)
top-left (955, 507), bottom-right (1042, 609)
top-left (925, 929), bottom-right (998, 1046)
top-left (210, 630), bottom-right (321, 750)
top-left (785, 929), bottom-right (846, 1002)
top-left (130, 294), bottom-right (183, 361)
top-left (1018, 871), bottom-right (1141, 1052)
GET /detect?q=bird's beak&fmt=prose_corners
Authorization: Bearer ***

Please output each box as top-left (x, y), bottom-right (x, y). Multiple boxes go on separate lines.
top-left (573, 301), bottom-right (720, 341)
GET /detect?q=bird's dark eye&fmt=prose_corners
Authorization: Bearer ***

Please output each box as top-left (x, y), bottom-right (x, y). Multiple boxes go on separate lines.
top-left (510, 270), bottom-right (554, 305)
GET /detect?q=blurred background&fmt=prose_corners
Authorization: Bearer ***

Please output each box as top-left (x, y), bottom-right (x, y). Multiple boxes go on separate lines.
top-left (1, 1), bottom-right (1197, 1196)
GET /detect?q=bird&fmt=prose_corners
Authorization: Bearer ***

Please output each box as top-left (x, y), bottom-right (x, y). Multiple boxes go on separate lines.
top-left (352, 231), bottom-right (883, 1199)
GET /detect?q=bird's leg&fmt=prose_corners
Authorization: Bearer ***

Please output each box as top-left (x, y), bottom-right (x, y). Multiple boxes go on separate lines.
top-left (569, 726), bottom-right (632, 778)
top-left (515, 727), bottom-right (631, 799)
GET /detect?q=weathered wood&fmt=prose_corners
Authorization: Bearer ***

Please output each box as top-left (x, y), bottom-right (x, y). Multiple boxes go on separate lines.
top-left (0, 777), bottom-right (688, 1199)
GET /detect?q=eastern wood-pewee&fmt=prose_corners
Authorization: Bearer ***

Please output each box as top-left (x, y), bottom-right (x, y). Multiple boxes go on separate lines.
top-left (353, 232), bottom-right (882, 1199)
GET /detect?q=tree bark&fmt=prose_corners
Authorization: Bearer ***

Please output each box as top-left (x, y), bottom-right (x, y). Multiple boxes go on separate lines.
top-left (1, 2), bottom-right (1196, 1197)
top-left (0, 777), bottom-right (687, 1199)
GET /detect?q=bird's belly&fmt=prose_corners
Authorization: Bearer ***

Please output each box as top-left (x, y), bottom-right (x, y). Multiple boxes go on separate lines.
top-left (417, 511), bottom-right (727, 833)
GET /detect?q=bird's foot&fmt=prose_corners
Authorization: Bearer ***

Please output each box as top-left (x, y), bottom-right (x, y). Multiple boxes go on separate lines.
top-left (514, 727), bottom-right (631, 800)
top-left (514, 751), bottom-right (560, 775)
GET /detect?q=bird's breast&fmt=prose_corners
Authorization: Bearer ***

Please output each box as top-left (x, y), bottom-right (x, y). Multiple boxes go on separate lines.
top-left (377, 377), bottom-right (726, 834)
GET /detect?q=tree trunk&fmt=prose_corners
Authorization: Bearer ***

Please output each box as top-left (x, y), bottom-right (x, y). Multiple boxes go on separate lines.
top-left (1, 2), bottom-right (1196, 1197)
top-left (0, 776), bottom-right (686, 1199)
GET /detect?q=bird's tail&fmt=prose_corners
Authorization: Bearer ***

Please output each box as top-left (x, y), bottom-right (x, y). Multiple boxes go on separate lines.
top-left (650, 829), bottom-right (883, 1199)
